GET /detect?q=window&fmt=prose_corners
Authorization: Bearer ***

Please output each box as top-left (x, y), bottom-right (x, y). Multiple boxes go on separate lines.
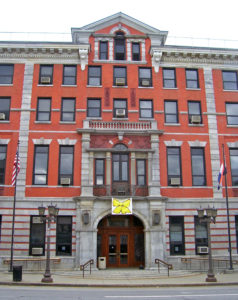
top-left (33, 146), bottom-right (49, 185)
top-left (87, 98), bottom-right (101, 117)
top-left (226, 103), bottom-right (238, 125)
top-left (186, 69), bottom-right (199, 89)
top-left (114, 31), bottom-right (126, 60)
top-left (61, 98), bottom-right (75, 122)
top-left (113, 66), bottom-right (127, 86)
top-left (132, 43), bottom-right (140, 61)
top-left (63, 65), bottom-right (76, 85)
top-left (113, 99), bottom-right (127, 118)
top-left (0, 215), bottom-right (1, 241)
top-left (0, 64), bottom-right (14, 84)
top-left (29, 216), bottom-right (45, 256)
top-left (163, 68), bottom-right (176, 88)
top-left (56, 216), bottom-right (72, 256)
top-left (139, 100), bottom-right (153, 118)
top-left (88, 66), bottom-right (101, 86)
top-left (139, 67), bottom-right (152, 87)
top-left (100, 41), bottom-right (108, 60)
top-left (0, 97), bottom-right (10, 120)
top-left (137, 159), bottom-right (146, 186)
top-left (95, 159), bottom-right (105, 185)
top-left (112, 153), bottom-right (129, 182)
top-left (164, 100), bottom-right (178, 123)
top-left (188, 101), bottom-right (202, 124)
top-left (0, 145), bottom-right (7, 184)
top-left (36, 98), bottom-right (51, 121)
top-left (194, 216), bottom-right (208, 255)
top-left (169, 216), bottom-right (185, 255)
top-left (222, 71), bottom-right (238, 90)
top-left (167, 147), bottom-right (182, 186)
top-left (59, 146), bottom-right (74, 185)
top-left (39, 65), bottom-right (53, 84)
top-left (230, 148), bottom-right (238, 185)
top-left (191, 148), bottom-right (206, 186)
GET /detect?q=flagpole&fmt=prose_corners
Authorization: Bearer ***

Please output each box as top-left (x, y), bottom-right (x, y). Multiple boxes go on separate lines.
top-left (222, 143), bottom-right (233, 270)
top-left (9, 141), bottom-right (20, 272)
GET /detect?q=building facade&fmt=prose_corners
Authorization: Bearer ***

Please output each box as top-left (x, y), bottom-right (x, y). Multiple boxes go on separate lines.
top-left (0, 12), bottom-right (238, 270)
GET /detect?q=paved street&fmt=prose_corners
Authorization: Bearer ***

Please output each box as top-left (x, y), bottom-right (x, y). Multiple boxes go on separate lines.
top-left (0, 286), bottom-right (238, 300)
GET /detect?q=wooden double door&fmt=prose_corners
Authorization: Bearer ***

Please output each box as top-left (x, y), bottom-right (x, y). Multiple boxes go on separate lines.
top-left (97, 215), bottom-right (144, 268)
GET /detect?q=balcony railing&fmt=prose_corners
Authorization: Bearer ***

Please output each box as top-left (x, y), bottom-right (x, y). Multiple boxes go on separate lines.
top-left (93, 184), bottom-right (148, 197)
top-left (83, 120), bottom-right (158, 131)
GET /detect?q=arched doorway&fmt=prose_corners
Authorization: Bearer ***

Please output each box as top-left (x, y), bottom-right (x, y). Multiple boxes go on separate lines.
top-left (97, 215), bottom-right (144, 268)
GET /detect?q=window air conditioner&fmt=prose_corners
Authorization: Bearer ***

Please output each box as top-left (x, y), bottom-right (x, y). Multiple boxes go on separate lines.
top-left (40, 76), bottom-right (51, 84)
top-left (191, 115), bottom-right (201, 124)
top-left (0, 113), bottom-right (5, 120)
top-left (32, 247), bottom-right (43, 255)
top-left (115, 77), bottom-right (125, 86)
top-left (197, 246), bottom-right (209, 254)
top-left (170, 177), bottom-right (180, 185)
top-left (141, 79), bottom-right (150, 86)
top-left (116, 108), bottom-right (126, 117)
top-left (60, 177), bottom-right (71, 185)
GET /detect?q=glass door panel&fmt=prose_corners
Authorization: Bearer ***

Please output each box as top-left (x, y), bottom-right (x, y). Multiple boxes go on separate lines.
top-left (108, 235), bottom-right (117, 264)
top-left (120, 234), bottom-right (128, 264)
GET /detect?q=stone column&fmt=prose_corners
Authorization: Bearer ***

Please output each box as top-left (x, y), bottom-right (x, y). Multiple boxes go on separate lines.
top-left (81, 133), bottom-right (93, 196)
top-left (106, 152), bottom-right (111, 195)
top-left (149, 134), bottom-right (161, 196)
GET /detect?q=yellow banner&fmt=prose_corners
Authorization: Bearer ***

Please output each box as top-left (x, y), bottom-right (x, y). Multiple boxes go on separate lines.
top-left (112, 198), bottom-right (132, 215)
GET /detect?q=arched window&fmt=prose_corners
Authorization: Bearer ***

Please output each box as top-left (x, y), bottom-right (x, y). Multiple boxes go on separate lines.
top-left (114, 31), bottom-right (126, 60)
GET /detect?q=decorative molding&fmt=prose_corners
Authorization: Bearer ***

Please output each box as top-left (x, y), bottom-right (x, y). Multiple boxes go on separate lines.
top-left (150, 49), bottom-right (162, 73)
top-left (32, 138), bottom-right (52, 145)
top-left (227, 141), bottom-right (238, 148)
top-left (57, 138), bottom-right (77, 145)
top-left (188, 140), bottom-right (207, 147)
top-left (110, 24), bottom-right (130, 35)
top-left (164, 139), bottom-right (183, 147)
top-left (0, 139), bottom-right (10, 144)
top-left (78, 45), bottom-right (90, 71)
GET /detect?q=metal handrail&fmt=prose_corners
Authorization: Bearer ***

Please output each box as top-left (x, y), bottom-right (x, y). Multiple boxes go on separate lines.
top-left (155, 258), bottom-right (173, 277)
top-left (80, 259), bottom-right (94, 278)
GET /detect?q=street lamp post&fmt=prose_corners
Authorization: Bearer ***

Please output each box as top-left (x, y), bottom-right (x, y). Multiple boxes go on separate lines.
top-left (197, 207), bottom-right (217, 282)
top-left (38, 204), bottom-right (59, 283)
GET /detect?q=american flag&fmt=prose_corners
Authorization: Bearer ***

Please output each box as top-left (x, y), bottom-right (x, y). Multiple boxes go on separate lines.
top-left (12, 149), bottom-right (20, 186)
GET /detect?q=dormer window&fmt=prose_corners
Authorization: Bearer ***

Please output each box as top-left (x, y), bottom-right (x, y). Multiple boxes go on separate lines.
top-left (114, 31), bottom-right (125, 60)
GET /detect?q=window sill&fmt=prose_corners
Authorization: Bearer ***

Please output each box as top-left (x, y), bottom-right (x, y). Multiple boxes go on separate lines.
top-left (59, 121), bottom-right (76, 124)
top-left (87, 85), bottom-right (102, 88)
top-left (112, 117), bottom-right (129, 120)
top-left (138, 86), bottom-right (153, 89)
top-left (86, 117), bottom-right (102, 120)
top-left (164, 123), bottom-right (180, 126)
top-left (0, 84), bottom-right (13, 86)
top-left (37, 84), bottom-right (53, 87)
top-left (34, 121), bottom-right (51, 124)
top-left (0, 120), bottom-right (10, 123)
top-left (112, 85), bottom-right (128, 88)
top-left (223, 89), bottom-right (238, 92)
top-left (227, 125), bottom-right (238, 127)
top-left (163, 87), bottom-right (178, 90)
top-left (188, 123), bottom-right (204, 127)
top-left (186, 88), bottom-right (201, 91)
top-left (61, 85), bottom-right (77, 87)
top-left (139, 118), bottom-right (154, 121)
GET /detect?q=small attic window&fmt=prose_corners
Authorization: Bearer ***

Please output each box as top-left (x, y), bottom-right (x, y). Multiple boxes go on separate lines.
top-left (114, 31), bottom-right (125, 60)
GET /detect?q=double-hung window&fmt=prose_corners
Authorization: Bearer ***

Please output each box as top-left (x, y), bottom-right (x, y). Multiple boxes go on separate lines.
top-left (88, 66), bottom-right (101, 86)
top-left (167, 147), bottom-right (182, 186)
top-left (33, 146), bottom-right (49, 185)
top-left (39, 65), bottom-right (53, 85)
top-left (0, 64), bottom-right (14, 84)
top-left (114, 66), bottom-right (127, 86)
top-left (87, 98), bottom-right (101, 118)
top-left (186, 69), bottom-right (199, 89)
top-left (164, 100), bottom-right (178, 123)
top-left (61, 98), bottom-right (75, 122)
top-left (191, 148), bottom-right (206, 186)
top-left (132, 43), bottom-right (140, 61)
top-left (59, 146), bottom-right (74, 185)
top-left (36, 98), bottom-right (51, 121)
top-left (95, 159), bottom-right (105, 185)
top-left (226, 103), bottom-right (238, 125)
top-left (230, 148), bottom-right (238, 186)
top-left (139, 100), bottom-right (153, 118)
top-left (137, 159), bottom-right (146, 186)
top-left (29, 216), bottom-right (45, 256)
top-left (99, 41), bottom-right (108, 60)
top-left (114, 31), bottom-right (126, 60)
top-left (169, 216), bottom-right (185, 255)
top-left (113, 99), bottom-right (127, 118)
top-left (56, 216), bottom-right (72, 256)
top-left (194, 216), bottom-right (208, 254)
top-left (0, 145), bottom-right (7, 184)
top-left (163, 68), bottom-right (176, 88)
top-left (188, 101), bottom-right (202, 124)
top-left (139, 67), bottom-right (152, 87)
top-left (222, 71), bottom-right (238, 90)
top-left (63, 65), bottom-right (76, 85)
top-left (0, 97), bottom-right (10, 121)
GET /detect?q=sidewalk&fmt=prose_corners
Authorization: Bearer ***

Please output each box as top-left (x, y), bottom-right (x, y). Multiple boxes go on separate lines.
top-left (0, 269), bottom-right (238, 287)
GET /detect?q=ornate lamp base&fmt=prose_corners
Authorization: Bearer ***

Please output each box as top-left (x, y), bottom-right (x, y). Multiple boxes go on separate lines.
top-left (206, 274), bottom-right (217, 282)
top-left (41, 274), bottom-right (53, 283)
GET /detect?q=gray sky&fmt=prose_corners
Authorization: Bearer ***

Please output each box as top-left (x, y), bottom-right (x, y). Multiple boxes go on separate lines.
top-left (1, 0), bottom-right (238, 46)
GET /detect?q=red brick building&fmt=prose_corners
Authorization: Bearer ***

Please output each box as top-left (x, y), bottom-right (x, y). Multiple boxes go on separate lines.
top-left (0, 12), bottom-right (237, 270)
